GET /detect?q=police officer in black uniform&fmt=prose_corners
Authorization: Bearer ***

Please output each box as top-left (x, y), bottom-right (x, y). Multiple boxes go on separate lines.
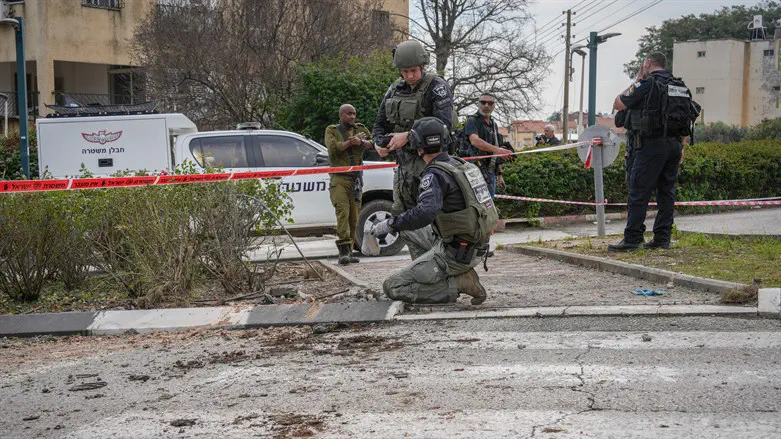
top-left (370, 117), bottom-right (497, 305)
top-left (609, 52), bottom-right (683, 252)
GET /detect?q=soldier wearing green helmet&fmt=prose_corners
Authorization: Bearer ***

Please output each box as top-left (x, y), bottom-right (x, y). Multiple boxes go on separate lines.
top-left (372, 40), bottom-right (455, 260)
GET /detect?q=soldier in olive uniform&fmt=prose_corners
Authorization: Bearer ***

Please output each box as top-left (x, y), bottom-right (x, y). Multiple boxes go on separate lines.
top-left (372, 40), bottom-right (455, 261)
top-left (324, 104), bottom-right (374, 265)
top-left (371, 117), bottom-right (497, 305)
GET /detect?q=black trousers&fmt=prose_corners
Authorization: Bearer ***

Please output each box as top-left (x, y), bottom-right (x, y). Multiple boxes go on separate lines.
top-left (624, 136), bottom-right (683, 244)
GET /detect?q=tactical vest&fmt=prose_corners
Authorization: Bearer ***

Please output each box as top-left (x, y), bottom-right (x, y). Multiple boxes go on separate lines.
top-left (384, 74), bottom-right (436, 133)
top-left (429, 158), bottom-right (499, 245)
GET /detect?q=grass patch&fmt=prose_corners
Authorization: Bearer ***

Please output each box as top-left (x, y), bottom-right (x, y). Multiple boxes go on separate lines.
top-left (720, 285), bottom-right (759, 305)
top-left (528, 232), bottom-right (781, 287)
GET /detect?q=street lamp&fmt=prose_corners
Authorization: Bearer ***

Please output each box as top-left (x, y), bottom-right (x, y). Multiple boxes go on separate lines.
top-left (587, 32), bottom-right (621, 127)
top-left (1, 16), bottom-right (29, 178)
top-left (572, 46), bottom-right (587, 136)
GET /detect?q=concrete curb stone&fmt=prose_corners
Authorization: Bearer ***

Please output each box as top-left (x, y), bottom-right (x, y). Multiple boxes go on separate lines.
top-left (0, 302), bottom-right (404, 338)
top-left (758, 288), bottom-right (781, 318)
top-left (507, 245), bottom-right (747, 294)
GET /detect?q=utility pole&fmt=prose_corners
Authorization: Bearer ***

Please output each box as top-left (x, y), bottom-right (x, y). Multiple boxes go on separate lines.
top-left (1, 16), bottom-right (28, 178)
top-left (588, 31), bottom-right (598, 127)
top-left (561, 9), bottom-right (572, 143)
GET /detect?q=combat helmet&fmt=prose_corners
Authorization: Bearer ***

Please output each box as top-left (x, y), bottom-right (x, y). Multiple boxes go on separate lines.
top-left (393, 40), bottom-right (429, 69)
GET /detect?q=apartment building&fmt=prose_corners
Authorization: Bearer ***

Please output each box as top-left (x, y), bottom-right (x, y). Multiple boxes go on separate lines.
top-left (673, 36), bottom-right (781, 127)
top-left (0, 0), bottom-right (409, 121)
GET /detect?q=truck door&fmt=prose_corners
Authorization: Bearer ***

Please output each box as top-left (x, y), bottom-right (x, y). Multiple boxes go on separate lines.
top-left (248, 134), bottom-right (331, 227)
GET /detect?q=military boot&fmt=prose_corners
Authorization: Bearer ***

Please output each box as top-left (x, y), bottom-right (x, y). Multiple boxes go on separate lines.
top-left (337, 244), bottom-right (350, 266)
top-left (348, 249), bottom-right (360, 264)
top-left (455, 268), bottom-right (487, 305)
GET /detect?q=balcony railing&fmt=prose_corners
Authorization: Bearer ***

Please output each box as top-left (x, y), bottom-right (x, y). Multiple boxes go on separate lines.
top-left (82, 0), bottom-right (124, 10)
top-left (0, 91), bottom-right (40, 119)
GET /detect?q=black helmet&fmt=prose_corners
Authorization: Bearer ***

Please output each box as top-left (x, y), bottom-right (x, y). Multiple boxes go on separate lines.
top-left (410, 117), bottom-right (450, 155)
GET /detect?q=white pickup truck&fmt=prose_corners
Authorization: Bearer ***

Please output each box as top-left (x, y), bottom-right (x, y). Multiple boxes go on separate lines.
top-left (36, 113), bottom-right (402, 255)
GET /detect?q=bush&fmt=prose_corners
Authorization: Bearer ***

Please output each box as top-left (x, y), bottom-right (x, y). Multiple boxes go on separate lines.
top-left (278, 51), bottom-right (399, 144)
top-left (747, 118), bottom-right (781, 141)
top-left (0, 130), bottom-right (39, 180)
top-left (497, 140), bottom-right (781, 218)
top-left (694, 122), bottom-right (746, 143)
top-left (0, 170), bottom-right (292, 307)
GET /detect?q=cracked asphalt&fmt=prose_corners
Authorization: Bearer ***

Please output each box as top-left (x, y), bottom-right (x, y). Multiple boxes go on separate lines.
top-left (2, 316), bottom-right (781, 438)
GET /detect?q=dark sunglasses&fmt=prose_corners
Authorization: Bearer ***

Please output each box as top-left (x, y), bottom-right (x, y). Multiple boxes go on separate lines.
top-left (479, 100), bottom-right (495, 106)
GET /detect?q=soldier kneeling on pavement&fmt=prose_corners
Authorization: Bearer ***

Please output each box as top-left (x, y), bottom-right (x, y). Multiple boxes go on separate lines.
top-left (370, 117), bottom-right (498, 305)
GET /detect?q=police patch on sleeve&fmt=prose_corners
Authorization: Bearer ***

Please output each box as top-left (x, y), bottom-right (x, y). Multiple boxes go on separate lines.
top-left (432, 84), bottom-right (448, 98)
top-left (420, 174), bottom-right (434, 190)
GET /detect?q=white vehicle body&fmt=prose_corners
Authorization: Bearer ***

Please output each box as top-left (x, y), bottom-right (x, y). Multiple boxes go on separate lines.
top-left (36, 113), bottom-right (197, 178)
top-left (36, 117), bottom-right (401, 255)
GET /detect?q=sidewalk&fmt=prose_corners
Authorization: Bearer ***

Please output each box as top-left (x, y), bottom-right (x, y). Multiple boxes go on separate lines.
top-left (249, 207), bottom-right (781, 262)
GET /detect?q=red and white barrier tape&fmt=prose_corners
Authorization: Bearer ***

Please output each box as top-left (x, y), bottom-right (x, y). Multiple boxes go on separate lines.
top-left (0, 138), bottom-right (591, 194)
top-left (463, 140), bottom-right (587, 161)
top-left (496, 194), bottom-right (781, 207)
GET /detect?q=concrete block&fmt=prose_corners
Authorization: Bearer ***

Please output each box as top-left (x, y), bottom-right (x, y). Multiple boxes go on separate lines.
top-left (657, 305), bottom-right (757, 316)
top-left (396, 310), bottom-right (479, 321)
top-left (0, 312), bottom-right (97, 337)
top-left (758, 288), bottom-right (781, 317)
top-left (564, 305), bottom-right (660, 316)
top-left (88, 306), bottom-right (246, 335)
top-left (244, 301), bottom-right (398, 327)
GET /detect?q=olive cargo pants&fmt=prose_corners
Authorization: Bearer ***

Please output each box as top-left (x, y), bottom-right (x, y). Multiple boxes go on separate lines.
top-left (383, 240), bottom-right (480, 304)
top-left (329, 175), bottom-right (361, 247)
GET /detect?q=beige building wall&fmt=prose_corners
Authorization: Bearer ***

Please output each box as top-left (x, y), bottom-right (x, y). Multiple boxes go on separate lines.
top-left (673, 40), bottom-right (746, 126)
top-left (381, 0), bottom-right (410, 37)
top-left (674, 38), bottom-right (781, 127)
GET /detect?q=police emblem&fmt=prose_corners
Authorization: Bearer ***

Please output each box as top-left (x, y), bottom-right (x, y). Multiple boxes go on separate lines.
top-left (420, 174), bottom-right (434, 190)
top-left (433, 85), bottom-right (448, 98)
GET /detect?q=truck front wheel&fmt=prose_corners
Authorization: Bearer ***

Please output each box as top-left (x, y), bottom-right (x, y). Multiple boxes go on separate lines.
top-left (355, 199), bottom-right (405, 257)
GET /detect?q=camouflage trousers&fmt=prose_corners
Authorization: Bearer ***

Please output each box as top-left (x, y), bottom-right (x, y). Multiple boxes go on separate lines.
top-left (383, 240), bottom-right (480, 304)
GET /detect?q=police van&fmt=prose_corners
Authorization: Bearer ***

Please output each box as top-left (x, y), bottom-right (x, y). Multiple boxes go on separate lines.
top-left (36, 114), bottom-right (402, 256)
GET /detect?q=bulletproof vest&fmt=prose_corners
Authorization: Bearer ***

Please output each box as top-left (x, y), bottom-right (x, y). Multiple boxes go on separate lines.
top-left (640, 72), bottom-right (699, 138)
top-left (428, 158), bottom-right (499, 245)
top-left (384, 73), bottom-right (436, 133)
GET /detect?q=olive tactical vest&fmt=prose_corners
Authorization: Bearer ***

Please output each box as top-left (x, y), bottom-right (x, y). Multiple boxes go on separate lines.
top-left (428, 158), bottom-right (499, 244)
top-left (385, 73), bottom-right (436, 133)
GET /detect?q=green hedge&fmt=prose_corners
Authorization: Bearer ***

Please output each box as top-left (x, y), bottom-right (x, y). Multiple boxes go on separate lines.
top-left (497, 140), bottom-right (781, 219)
top-left (0, 131), bottom-right (38, 180)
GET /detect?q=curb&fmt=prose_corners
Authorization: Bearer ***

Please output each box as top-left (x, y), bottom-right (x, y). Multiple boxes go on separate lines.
top-left (0, 301), bottom-right (404, 338)
top-left (758, 288), bottom-right (781, 318)
top-left (395, 304), bottom-right (759, 322)
top-left (507, 245), bottom-right (747, 294)
top-left (498, 211), bottom-right (656, 228)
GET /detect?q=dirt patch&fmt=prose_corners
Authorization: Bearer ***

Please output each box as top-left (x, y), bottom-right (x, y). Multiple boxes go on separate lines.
top-left (269, 413), bottom-right (325, 438)
top-left (337, 334), bottom-right (403, 352)
top-left (208, 350), bottom-right (251, 364)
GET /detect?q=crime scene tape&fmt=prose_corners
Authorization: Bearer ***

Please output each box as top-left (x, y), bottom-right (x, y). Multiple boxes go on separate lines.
top-left (0, 139), bottom-right (590, 194)
top-left (462, 140), bottom-right (588, 161)
top-left (496, 194), bottom-right (781, 207)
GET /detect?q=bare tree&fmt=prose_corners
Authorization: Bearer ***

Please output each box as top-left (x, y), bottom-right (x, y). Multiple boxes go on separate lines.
top-left (405, 0), bottom-right (549, 123)
top-left (133, 0), bottom-right (392, 130)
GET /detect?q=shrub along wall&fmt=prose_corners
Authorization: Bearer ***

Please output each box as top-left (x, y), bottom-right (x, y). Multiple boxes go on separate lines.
top-left (496, 140), bottom-right (781, 219)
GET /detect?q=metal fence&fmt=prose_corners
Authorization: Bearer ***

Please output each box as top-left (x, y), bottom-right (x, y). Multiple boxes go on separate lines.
top-left (0, 91), bottom-right (40, 119)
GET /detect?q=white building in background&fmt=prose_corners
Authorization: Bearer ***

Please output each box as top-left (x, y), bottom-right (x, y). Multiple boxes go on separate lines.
top-left (673, 34), bottom-right (781, 127)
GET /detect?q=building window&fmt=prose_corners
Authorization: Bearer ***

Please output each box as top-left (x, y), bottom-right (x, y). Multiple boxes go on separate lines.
top-left (697, 51), bottom-right (706, 58)
top-left (695, 87), bottom-right (705, 94)
top-left (82, 0), bottom-right (123, 10)
top-left (372, 10), bottom-right (391, 33)
top-left (765, 49), bottom-right (776, 57)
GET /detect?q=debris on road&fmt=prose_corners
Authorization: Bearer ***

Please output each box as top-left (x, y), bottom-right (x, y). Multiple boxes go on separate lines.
top-left (170, 418), bottom-right (197, 427)
top-left (641, 334), bottom-right (653, 342)
top-left (128, 374), bottom-right (150, 382)
top-left (69, 381), bottom-right (107, 392)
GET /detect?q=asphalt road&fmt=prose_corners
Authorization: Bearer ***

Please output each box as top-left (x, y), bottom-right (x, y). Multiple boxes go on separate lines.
top-left (2, 316), bottom-right (780, 438)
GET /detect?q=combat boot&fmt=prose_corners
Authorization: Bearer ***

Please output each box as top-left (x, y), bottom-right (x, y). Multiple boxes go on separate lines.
top-left (348, 249), bottom-right (360, 264)
top-left (455, 268), bottom-right (487, 305)
top-left (337, 244), bottom-right (350, 265)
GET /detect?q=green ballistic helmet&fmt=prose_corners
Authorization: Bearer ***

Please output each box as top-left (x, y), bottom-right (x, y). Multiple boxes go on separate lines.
top-left (393, 40), bottom-right (429, 68)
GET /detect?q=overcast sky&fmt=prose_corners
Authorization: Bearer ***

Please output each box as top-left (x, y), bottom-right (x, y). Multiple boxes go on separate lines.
top-left (526, 0), bottom-right (766, 121)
